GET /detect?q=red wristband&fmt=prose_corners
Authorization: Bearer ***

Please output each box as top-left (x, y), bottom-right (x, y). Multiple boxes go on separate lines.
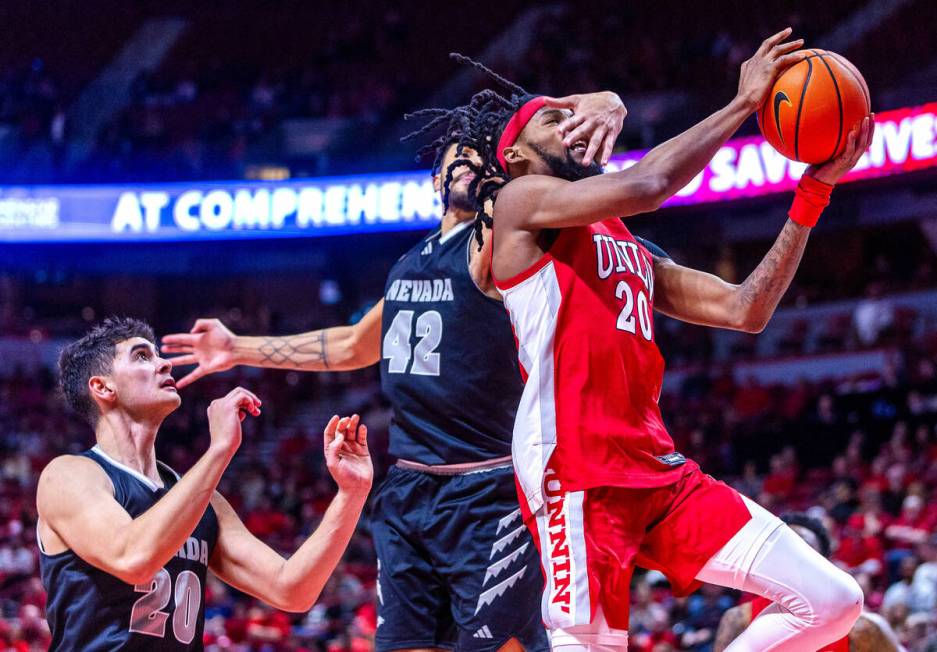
top-left (788, 175), bottom-right (834, 228)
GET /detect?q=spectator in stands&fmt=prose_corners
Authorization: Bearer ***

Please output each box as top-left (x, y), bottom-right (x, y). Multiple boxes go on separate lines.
top-left (909, 535), bottom-right (937, 615)
top-left (883, 555), bottom-right (922, 614)
top-left (854, 281), bottom-right (896, 346)
top-left (886, 495), bottom-right (935, 553)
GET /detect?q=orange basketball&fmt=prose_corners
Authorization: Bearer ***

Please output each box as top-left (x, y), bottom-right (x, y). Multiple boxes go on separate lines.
top-left (758, 49), bottom-right (870, 164)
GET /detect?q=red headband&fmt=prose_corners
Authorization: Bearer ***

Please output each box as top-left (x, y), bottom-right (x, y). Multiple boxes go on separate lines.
top-left (496, 96), bottom-right (546, 170)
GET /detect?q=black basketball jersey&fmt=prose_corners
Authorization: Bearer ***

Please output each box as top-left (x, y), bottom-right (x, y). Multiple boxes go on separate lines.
top-left (40, 447), bottom-right (219, 651)
top-left (380, 222), bottom-right (524, 464)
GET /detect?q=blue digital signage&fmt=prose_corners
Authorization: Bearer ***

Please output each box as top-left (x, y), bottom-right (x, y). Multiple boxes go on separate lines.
top-left (0, 171), bottom-right (442, 242)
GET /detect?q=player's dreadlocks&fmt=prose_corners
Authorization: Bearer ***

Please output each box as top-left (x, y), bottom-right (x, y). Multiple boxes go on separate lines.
top-left (401, 53), bottom-right (539, 249)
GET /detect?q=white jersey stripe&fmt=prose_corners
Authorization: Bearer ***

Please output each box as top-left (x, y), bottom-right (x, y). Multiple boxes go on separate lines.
top-left (533, 476), bottom-right (592, 629)
top-left (565, 489), bottom-right (591, 622)
top-left (500, 261), bottom-right (562, 514)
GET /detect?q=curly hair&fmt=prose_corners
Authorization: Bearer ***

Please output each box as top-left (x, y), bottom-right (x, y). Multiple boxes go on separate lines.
top-left (401, 53), bottom-right (537, 249)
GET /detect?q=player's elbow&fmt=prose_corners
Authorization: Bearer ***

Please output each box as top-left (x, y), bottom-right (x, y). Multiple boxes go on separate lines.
top-left (740, 315), bottom-right (769, 334)
top-left (721, 312), bottom-right (766, 334)
top-left (730, 295), bottom-right (770, 333)
top-left (634, 173), bottom-right (670, 213)
top-left (113, 556), bottom-right (162, 586)
top-left (279, 596), bottom-right (318, 614)
top-left (267, 584), bottom-right (321, 613)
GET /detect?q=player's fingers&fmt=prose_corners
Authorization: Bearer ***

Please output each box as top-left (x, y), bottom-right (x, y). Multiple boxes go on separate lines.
top-left (161, 333), bottom-right (197, 347)
top-left (770, 38), bottom-right (804, 58)
top-left (542, 95), bottom-right (578, 110)
top-left (357, 423), bottom-right (368, 447)
top-left (328, 424), bottom-right (346, 455)
top-left (348, 426), bottom-right (369, 456)
top-left (241, 388), bottom-right (262, 407)
top-left (323, 416), bottom-right (341, 461)
top-left (161, 344), bottom-right (194, 355)
top-left (191, 318), bottom-right (217, 333)
top-left (860, 115), bottom-right (872, 143)
top-left (175, 367), bottom-right (207, 389)
top-left (323, 415), bottom-right (340, 440)
top-left (759, 27), bottom-right (793, 54)
top-left (230, 390), bottom-right (261, 416)
top-left (336, 416), bottom-right (351, 437)
top-left (841, 125), bottom-right (859, 161)
top-left (774, 51), bottom-right (807, 70)
top-left (848, 118), bottom-right (871, 165)
top-left (241, 395), bottom-right (263, 417)
top-left (561, 118), bottom-right (593, 146)
top-left (225, 386), bottom-right (248, 401)
top-left (583, 124), bottom-right (607, 166)
top-left (863, 115), bottom-right (876, 151)
top-left (559, 113), bottom-right (586, 139)
top-left (166, 353), bottom-right (198, 367)
top-left (600, 128), bottom-right (616, 166)
top-left (229, 386), bottom-right (262, 408)
top-left (345, 414), bottom-right (360, 440)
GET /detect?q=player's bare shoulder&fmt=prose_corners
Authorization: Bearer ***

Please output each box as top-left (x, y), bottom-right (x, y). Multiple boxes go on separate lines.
top-left (37, 455), bottom-right (113, 514)
top-left (37, 455), bottom-right (114, 554)
top-left (493, 174), bottom-right (564, 228)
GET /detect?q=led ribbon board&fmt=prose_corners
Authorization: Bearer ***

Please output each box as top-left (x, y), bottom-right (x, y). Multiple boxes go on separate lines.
top-left (1, 103), bottom-right (935, 242)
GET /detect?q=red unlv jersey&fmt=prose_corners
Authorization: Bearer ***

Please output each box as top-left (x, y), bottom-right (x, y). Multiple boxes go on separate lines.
top-left (494, 218), bottom-right (688, 515)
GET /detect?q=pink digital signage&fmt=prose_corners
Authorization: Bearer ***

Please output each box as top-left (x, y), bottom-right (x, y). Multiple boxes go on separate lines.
top-left (607, 102), bottom-right (937, 207)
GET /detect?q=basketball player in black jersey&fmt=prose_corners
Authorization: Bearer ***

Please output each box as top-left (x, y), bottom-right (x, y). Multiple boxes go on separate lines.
top-left (161, 91), bottom-right (625, 652)
top-left (37, 317), bottom-right (373, 650)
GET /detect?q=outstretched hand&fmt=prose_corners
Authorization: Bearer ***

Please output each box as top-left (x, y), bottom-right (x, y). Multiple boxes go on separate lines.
top-left (736, 27), bottom-right (805, 111)
top-left (162, 318), bottom-right (237, 388)
top-left (542, 91), bottom-right (627, 167)
top-left (805, 115), bottom-right (875, 185)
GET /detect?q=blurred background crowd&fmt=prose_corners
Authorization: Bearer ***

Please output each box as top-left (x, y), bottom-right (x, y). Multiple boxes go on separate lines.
top-left (1, 0), bottom-right (937, 650)
top-left (1, 0), bottom-right (932, 183)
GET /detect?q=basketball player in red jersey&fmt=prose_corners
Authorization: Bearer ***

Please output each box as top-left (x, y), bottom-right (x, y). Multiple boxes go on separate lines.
top-left (714, 513), bottom-right (905, 652)
top-left (416, 28), bottom-right (875, 651)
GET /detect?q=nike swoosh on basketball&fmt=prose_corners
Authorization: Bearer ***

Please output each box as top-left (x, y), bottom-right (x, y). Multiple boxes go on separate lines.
top-left (773, 91), bottom-right (792, 144)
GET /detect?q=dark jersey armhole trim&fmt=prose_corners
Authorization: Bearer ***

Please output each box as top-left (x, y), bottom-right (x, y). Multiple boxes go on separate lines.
top-left (634, 235), bottom-right (671, 261)
top-left (465, 233), bottom-right (506, 305)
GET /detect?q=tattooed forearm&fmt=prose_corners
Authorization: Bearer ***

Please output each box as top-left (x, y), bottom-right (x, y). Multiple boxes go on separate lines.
top-left (227, 310), bottom-right (381, 373)
top-left (735, 219), bottom-right (811, 331)
top-left (237, 331), bottom-right (330, 370)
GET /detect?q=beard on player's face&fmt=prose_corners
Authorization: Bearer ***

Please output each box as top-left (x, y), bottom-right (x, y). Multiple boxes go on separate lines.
top-left (446, 184), bottom-right (476, 213)
top-left (528, 142), bottom-right (604, 181)
top-left (441, 161), bottom-right (478, 214)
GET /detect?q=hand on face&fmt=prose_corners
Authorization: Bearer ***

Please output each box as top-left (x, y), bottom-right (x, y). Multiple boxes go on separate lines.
top-left (542, 92), bottom-right (627, 167)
